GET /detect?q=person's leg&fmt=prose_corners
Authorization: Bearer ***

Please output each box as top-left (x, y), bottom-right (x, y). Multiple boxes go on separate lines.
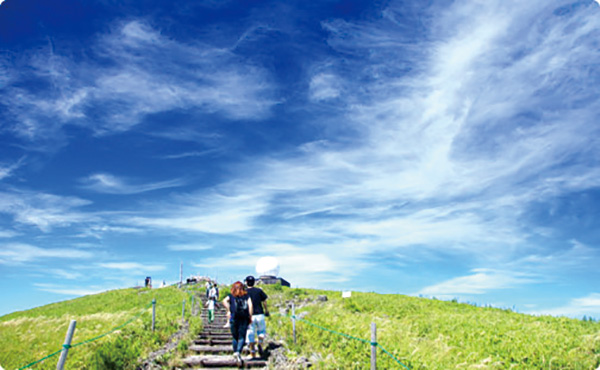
top-left (230, 319), bottom-right (240, 353)
top-left (253, 314), bottom-right (266, 355)
top-left (247, 319), bottom-right (257, 357)
top-left (255, 314), bottom-right (266, 342)
top-left (208, 309), bottom-right (214, 323)
top-left (236, 320), bottom-right (249, 354)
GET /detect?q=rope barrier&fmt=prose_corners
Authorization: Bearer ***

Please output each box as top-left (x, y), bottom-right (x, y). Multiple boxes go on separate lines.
top-left (16, 348), bottom-right (64, 370)
top-left (17, 301), bottom-right (153, 370)
top-left (377, 343), bottom-right (411, 370)
top-left (282, 313), bottom-right (411, 369)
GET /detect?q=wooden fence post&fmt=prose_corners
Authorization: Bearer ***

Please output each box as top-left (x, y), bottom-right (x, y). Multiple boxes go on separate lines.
top-left (182, 299), bottom-right (185, 322)
top-left (56, 320), bottom-right (76, 370)
top-left (152, 299), bottom-right (156, 332)
top-left (371, 322), bottom-right (377, 370)
top-left (292, 302), bottom-right (296, 345)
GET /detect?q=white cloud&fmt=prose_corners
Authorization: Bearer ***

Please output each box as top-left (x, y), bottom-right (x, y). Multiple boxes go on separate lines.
top-left (34, 283), bottom-right (105, 296)
top-left (0, 157), bottom-right (25, 181)
top-left (418, 269), bottom-right (536, 296)
top-left (167, 244), bottom-right (212, 251)
top-left (127, 191), bottom-right (267, 234)
top-left (529, 293), bottom-right (600, 318)
top-left (309, 73), bottom-right (341, 101)
top-left (1, 19), bottom-right (278, 144)
top-left (0, 229), bottom-right (17, 238)
top-left (0, 191), bottom-right (93, 232)
top-left (103, 1), bottom-right (600, 294)
top-left (81, 173), bottom-right (186, 194)
top-left (47, 269), bottom-right (84, 280)
top-left (192, 242), bottom-right (364, 287)
top-left (0, 243), bottom-right (94, 264)
top-left (98, 262), bottom-right (166, 272)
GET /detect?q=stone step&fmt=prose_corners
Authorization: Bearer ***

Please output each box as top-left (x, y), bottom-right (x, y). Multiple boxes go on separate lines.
top-left (189, 345), bottom-right (249, 354)
top-left (195, 338), bottom-right (232, 345)
top-left (200, 315), bottom-right (228, 320)
top-left (190, 368), bottom-right (264, 370)
top-left (202, 326), bottom-right (230, 331)
top-left (183, 355), bottom-right (267, 368)
top-left (202, 329), bottom-right (231, 335)
top-left (198, 334), bottom-right (232, 340)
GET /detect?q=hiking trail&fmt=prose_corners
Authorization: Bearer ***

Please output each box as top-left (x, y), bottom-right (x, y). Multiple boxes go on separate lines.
top-left (181, 294), bottom-right (269, 369)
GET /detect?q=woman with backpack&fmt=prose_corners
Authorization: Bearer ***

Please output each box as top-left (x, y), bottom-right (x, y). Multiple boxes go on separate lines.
top-left (222, 281), bottom-right (253, 364)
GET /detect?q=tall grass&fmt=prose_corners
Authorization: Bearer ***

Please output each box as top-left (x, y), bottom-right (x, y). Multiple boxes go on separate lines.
top-left (263, 286), bottom-right (600, 369)
top-left (0, 285), bottom-right (203, 370)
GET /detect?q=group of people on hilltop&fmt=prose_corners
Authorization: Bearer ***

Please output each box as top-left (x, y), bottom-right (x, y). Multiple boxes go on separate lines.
top-left (208, 276), bottom-right (269, 364)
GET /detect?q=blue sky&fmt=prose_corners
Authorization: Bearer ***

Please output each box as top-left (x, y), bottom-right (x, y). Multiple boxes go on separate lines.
top-left (1, 0), bottom-right (600, 319)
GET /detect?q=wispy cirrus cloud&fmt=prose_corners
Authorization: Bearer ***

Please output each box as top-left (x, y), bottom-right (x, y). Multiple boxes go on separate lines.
top-left (529, 293), bottom-right (600, 318)
top-left (0, 243), bottom-right (94, 264)
top-left (0, 157), bottom-right (25, 181)
top-left (418, 269), bottom-right (537, 296)
top-left (167, 244), bottom-right (212, 251)
top-left (47, 268), bottom-right (84, 280)
top-left (34, 283), bottom-right (105, 296)
top-left (192, 242), bottom-right (366, 287)
top-left (0, 19), bottom-right (278, 146)
top-left (98, 262), bottom-right (166, 272)
top-left (81, 173), bottom-right (186, 194)
top-left (156, 0), bottom-right (600, 287)
top-left (127, 190), bottom-right (268, 234)
top-left (0, 191), bottom-right (93, 231)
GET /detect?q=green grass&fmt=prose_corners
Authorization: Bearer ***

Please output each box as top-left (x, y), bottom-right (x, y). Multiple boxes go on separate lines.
top-left (261, 285), bottom-right (600, 369)
top-left (3, 283), bottom-right (599, 369)
top-left (0, 285), bottom-right (203, 370)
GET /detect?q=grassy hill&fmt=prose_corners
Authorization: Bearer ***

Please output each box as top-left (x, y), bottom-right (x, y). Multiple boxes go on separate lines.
top-left (1, 283), bottom-right (599, 369)
top-left (0, 285), bottom-right (202, 370)
top-left (260, 285), bottom-right (600, 369)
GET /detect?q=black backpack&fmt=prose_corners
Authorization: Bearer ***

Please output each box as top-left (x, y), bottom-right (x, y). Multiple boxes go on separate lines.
top-left (231, 295), bottom-right (249, 320)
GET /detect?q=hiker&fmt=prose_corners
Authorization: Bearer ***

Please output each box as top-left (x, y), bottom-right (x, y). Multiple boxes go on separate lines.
top-left (208, 283), bottom-right (218, 301)
top-left (205, 280), bottom-right (211, 298)
top-left (244, 275), bottom-right (269, 359)
top-left (214, 282), bottom-right (220, 300)
top-left (205, 297), bottom-right (216, 324)
top-left (205, 295), bottom-right (216, 324)
top-left (222, 281), bottom-right (253, 364)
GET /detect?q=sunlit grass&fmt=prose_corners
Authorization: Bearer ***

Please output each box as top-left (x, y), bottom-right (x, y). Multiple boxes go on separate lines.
top-left (263, 286), bottom-right (600, 369)
top-left (0, 285), bottom-right (203, 370)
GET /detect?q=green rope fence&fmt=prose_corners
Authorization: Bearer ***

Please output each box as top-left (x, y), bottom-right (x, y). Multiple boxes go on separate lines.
top-left (17, 301), bottom-right (154, 370)
top-left (286, 313), bottom-right (411, 370)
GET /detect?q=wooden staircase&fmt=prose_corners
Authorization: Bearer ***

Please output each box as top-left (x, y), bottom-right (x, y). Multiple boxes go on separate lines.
top-left (181, 295), bottom-right (268, 369)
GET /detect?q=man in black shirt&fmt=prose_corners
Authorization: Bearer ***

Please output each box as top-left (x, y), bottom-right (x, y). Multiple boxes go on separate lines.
top-left (244, 275), bottom-right (269, 358)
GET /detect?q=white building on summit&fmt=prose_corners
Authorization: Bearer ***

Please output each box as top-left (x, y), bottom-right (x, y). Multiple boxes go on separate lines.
top-left (255, 256), bottom-right (290, 287)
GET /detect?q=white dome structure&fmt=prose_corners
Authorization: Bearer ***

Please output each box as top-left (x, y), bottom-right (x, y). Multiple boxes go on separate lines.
top-left (256, 256), bottom-right (280, 277)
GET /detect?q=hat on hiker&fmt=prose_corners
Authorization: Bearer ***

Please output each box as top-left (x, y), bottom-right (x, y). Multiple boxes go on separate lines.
top-left (245, 275), bottom-right (255, 286)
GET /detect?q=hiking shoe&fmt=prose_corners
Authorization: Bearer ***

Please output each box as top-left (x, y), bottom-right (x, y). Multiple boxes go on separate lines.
top-left (234, 352), bottom-right (243, 365)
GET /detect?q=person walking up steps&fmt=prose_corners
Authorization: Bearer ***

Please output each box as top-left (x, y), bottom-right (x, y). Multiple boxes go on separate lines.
top-left (208, 283), bottom-right (218, 301)
top-left (205, 295), bottom-right (215, 324)
top-left (244, 275), bottom-right (269, 359)
top-left (223, 281), bottom-right (253, 365)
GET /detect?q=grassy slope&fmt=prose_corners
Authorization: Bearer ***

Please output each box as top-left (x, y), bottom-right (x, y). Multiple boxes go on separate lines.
top-left (2, 284), bottom-right (599, 369)
top-left (0, 285), bottom-right (202, 370)
top-left (261, 285), bottom-right (600, 369)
